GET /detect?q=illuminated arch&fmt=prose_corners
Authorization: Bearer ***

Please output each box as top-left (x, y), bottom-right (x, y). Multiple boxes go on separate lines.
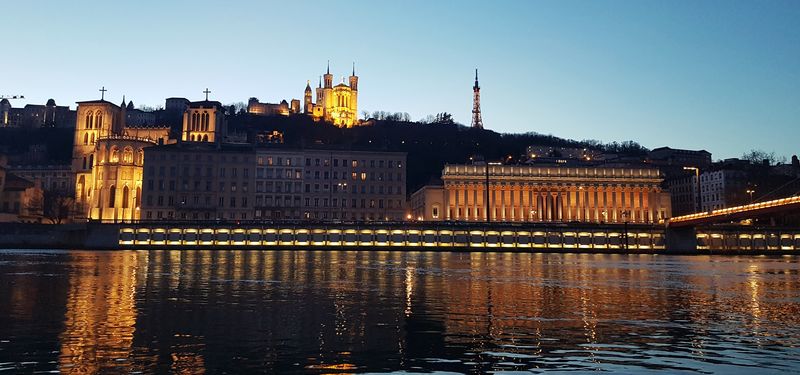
top-left (85, 111), bottom-right (93, 129)
top-left (122, 185), bottom-right (130, 209)
top-left (110, 146), bottom-right (120, 163)
top-left (108, 185), bottom-right (116, 208)
top-left (122, 146), bottom-right (133, 164)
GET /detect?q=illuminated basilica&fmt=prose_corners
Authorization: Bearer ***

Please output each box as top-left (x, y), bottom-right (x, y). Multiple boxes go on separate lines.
top-left (72, 96), bottom-right (173, 222)
top-left (304, 62), bottom-right (361, 127)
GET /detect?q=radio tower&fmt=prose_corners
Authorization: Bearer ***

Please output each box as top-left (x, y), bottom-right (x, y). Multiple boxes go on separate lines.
top-left (471, 68), bottom-right (483, 129)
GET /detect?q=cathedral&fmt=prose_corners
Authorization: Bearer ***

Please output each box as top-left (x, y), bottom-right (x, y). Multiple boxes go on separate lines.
top-left (72, 95), bottom-right (173, 222)
top-left (73, 91), bottom-right (231, 221)
top-left (304, 62), bottom-right (361, 128)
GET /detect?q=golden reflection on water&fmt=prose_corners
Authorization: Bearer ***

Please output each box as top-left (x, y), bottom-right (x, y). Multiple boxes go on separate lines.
top-left (58, 252), bottom-right (139, 374)
top-left (3, 250), bottom-right (795, 373)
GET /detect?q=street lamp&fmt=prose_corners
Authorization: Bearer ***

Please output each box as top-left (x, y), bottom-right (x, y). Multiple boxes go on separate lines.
top-left (746, 189), bottom-right (755, 204)
top-left (683, 166), bottom-right (700, 212)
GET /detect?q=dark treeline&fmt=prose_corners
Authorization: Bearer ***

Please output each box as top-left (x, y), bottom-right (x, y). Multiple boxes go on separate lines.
top-left (230, 114), bottom-right (649, 193)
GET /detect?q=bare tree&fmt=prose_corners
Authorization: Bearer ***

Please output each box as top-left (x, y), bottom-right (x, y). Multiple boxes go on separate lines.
top-left (742, 149), bottom-right (778, 166)
top-left (41, 189), bottom-right (78, 224)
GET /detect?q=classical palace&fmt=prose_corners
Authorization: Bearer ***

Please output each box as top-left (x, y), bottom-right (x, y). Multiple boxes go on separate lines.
top-left (410, 163), bottom-right (672, 224)
top-left (304, 62), bottom-right (360, 127)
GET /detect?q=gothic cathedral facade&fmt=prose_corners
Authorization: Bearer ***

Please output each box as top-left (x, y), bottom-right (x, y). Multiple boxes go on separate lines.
top-left (72, 99), bottom-right (172, 221)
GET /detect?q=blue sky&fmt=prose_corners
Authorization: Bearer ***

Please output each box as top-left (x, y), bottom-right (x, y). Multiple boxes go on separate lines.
top-left (4, 0), bottom-right (799, 160)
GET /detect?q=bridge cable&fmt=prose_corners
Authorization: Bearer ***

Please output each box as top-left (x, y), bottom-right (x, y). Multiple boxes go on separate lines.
top-left (754, 176), bottom-right (800, 202)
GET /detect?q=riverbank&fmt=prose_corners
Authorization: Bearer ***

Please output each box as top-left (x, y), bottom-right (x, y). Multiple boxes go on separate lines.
top-left (1, 222), bottom-right (799, 254)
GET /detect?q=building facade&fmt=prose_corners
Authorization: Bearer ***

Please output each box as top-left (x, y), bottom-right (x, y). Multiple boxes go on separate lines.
top-left (247, 98), bottom-right (295, 117)
top-left (408, 185), bottom-right (445, 221)
top-left (72, 98), bottom-right (173, 221)
top-left (647, 147), bottom-right (712, 170)
top-left (141, 143), bottom-right (256, 221)
top-left (140, 146), bottom-right (407, 222)
top-left (666, 175), bottom-right (697, 216)
top-left (700, 169), bottom-right (748, 211)
top-left (412, 164), bottom-right (671, 224)
top-left (304, 63), bottom-right (360, 127)
top-left (294, 149), bottom-right (405, 221)
top-left (0, 156), bottom-right (44, 222)
top-left (124, 101), bottom-right (158, 126)
top-left (180, 100), bottom-right (227, 143)
top-left (1, 98), bottom-right (76, 128)
top-left (7, 164), bottom-right (74, 194)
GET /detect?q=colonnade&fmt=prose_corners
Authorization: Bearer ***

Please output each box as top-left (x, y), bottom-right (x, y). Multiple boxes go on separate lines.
top-left (444, 182), bottom-right (668, 224)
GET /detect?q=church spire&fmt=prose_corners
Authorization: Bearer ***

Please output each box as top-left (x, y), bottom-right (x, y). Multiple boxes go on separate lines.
top-left (327, 60), bottom-right (330, 75)
top-left (352, 61), bottom-right (356, 76)
top-left (121, 95), bottom-right (126, 108)
top-left (318, 76), bottom-right (322, 88)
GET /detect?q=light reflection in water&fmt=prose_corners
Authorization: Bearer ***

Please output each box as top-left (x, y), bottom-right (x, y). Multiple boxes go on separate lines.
top-left (0, 250), bottom-right (799, 373)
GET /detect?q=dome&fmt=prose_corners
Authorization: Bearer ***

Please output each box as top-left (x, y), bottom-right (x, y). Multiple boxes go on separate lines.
top-left (0, 98), bottom-right (9, 106)
top-left (46, 98), bottom-right (56, 106)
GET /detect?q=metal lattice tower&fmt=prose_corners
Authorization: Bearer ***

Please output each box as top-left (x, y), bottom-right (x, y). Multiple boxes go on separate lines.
top-left (471, 68), bottom-right (483, 129)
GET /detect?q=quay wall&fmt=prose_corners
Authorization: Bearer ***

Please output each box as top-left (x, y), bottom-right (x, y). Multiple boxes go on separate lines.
top-left (1, 222), bottom-right (799, 254)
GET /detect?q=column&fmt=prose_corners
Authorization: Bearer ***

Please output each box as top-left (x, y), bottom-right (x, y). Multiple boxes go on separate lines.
top-left (444, 184), bottom-right (455, 220)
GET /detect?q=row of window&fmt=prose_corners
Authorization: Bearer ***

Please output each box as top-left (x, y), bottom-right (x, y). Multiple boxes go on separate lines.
top-left (145, 211), bottom-right (248, 220)
top-left (153, 153), bottom-right (250, 163)
top-left (148, 166), bottom-right (251, 179)
top-left (143, 210), bottom-right (404, 221)
top-left (99, 185), bottom-right (141, 209)
top-left (148, 179), bottom-right (254, 193)
top-left (189, 112), bottom-right (211, 132)
top-left (146, 194), bottom-right (249, 208)
top-left (302, 158), bottom-right (402, 169)
top-left (83, 111), bottom-right (103, 130)
top-left (256, 157), bottom-right (404, 170)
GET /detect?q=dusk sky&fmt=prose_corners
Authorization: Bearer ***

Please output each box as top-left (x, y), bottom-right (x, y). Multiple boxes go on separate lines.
top-left (5, 0), bottom-right (799, 160)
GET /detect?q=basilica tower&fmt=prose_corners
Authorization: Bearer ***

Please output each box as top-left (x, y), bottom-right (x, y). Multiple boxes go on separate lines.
top-left (348, 62), bottom-right (358, 119)
top-left (303, 81), bottom-right (313, 114)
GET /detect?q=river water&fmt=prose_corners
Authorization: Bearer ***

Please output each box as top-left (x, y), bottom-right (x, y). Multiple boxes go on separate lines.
top-left (1, 250), bottom-right (799, 374)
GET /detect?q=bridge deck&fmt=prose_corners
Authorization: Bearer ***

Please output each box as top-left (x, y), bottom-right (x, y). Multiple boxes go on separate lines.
top-left (669, 196), bottom-right (800, 227)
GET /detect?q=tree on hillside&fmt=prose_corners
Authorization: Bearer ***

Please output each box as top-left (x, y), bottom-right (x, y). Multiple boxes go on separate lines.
top-left (742, 149), bottom-right (780, 166)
